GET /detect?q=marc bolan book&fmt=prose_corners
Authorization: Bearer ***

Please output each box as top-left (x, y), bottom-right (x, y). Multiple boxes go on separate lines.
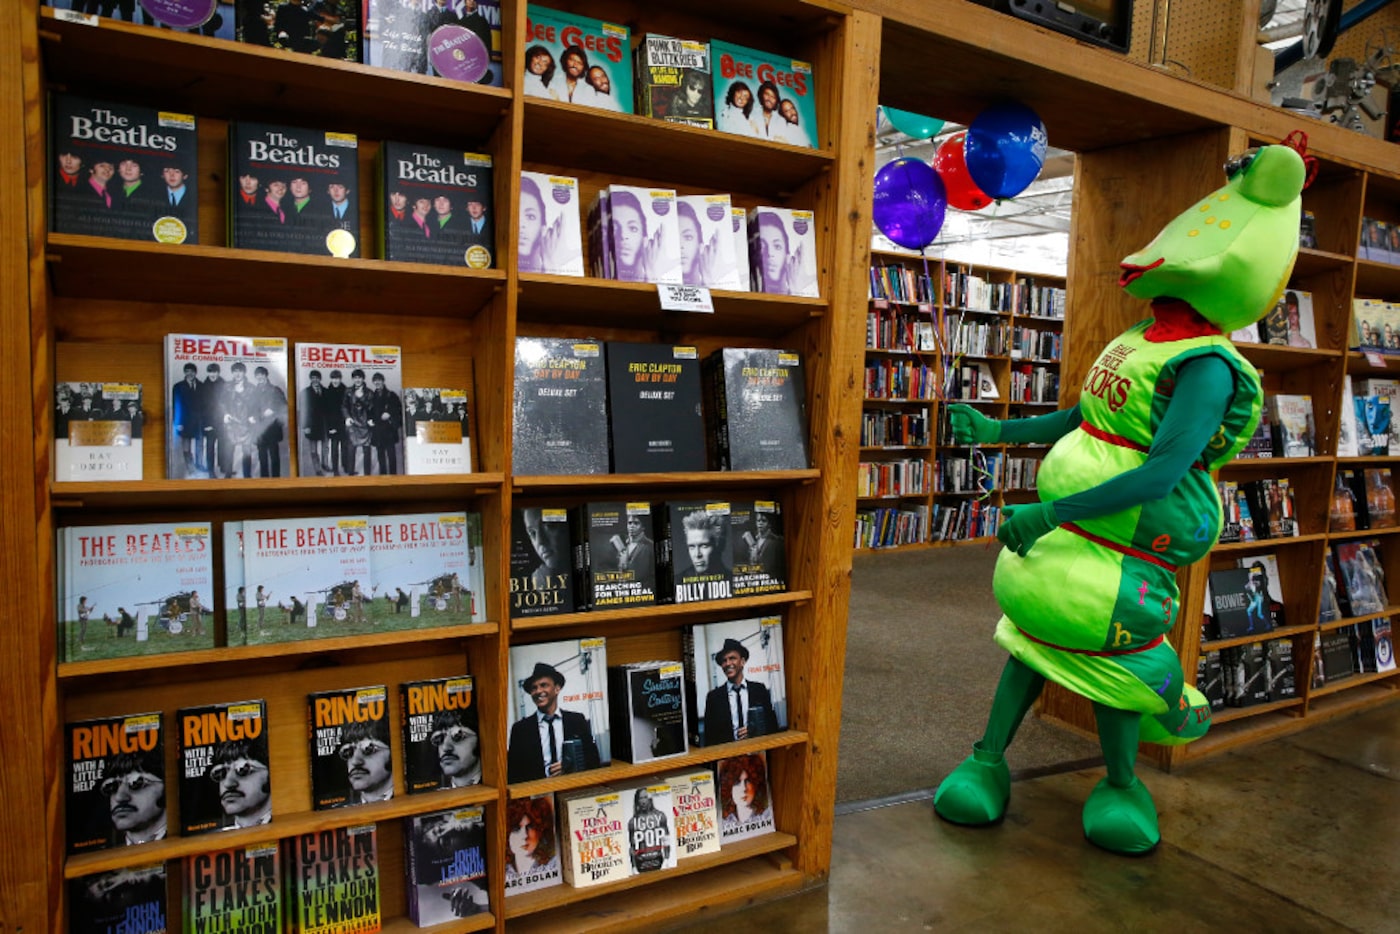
top-left (605, 343), bottom-right (707, 473)
top-left (747, 205), bottom-right (819, 296)
top-left (619, 780), bottom-right (677, 874)
top-left (729, 500), bottom-right (787, 596)
top-left (60, 521), bottom-right (214, 663)
top-left (400, 675), bottom-right (478, 795)
top-left (228, 121), bottom-right (360, 257)
top-left (236, 0), bottom-right (361, 63)
top-left (68, 863), bottom-right (167, 934)
top-left (510, 506), bottom-right (575, 618)
top-left (365, 0), bottom-right (504, 85)
top-left (682, 616), bottom-right (786, 747)
top-left (49, 93), bottom-right (198, 244)
top-left (506, 637), bottom-right (610, 783)
top-left (716, 751), bottom-right (776, 842)
top-left (512, 337), bottom-right (608, 475)
top-left (522, 5), bottom-right (633, 114)
top-left (182, 842), bottom-right (282, 934)
top-left (676, 194), bottom-right (743, 289)
top-left (287, 824), bottom-right (381, 934)
top-left (661, 500), bottom-right (734, 604)
top-left (517, 171), bottom-right (584, 276)
top-left (240, 514), bottom-right (371, 645)
top-left (710, 38), bottom-right (817, 148)
top-left (370, 512), bottom-right (483, 630)
top-left (164, 333), bottom-right (290, 480)
top-left (405, 387), bottom-right (473, 475)
top-left (607, 661), bottom-right (688, 765)
top-left (634, 34), bottom-right (713, 128)
top-left (664, 768), bottom-right (720, 859)
top-left (405, 805), bottom-right (490, 926)
top-left (294, 341), bottom-right (404, 477)
top-left (703, 347), bottom-right (811, 471)
top-left (176, 699), bottom-right (270, 836)
top-left (53, 381), bottom-right (143, 482)
top-left (380, 142), bottom-right (495, 268)
top-left (308, 685), bottom-right (393, 811)
top-left (503, 794), bottom-right (562, 896)
top-left (587, 185), bottom-right (682, 284)
top-left (571, 501), bottom-right (658, 611)
top-left (558, 787), bottom-right (629, 887)
top-left (65, 712), bottom-right (164, 855)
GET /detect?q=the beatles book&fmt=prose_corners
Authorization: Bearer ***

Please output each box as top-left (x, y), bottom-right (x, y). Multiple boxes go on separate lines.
top-left (380, 141), bottom-right (495, 268)
top-left (619, 780), bottom-right (677, 874)
top-left (49, 93), bottom-right (199, 244)
top-left (558, 787), bottom-right (629, 887)
top-left (240, 514), bottom-right (372, 645)
top-left (605, 342), bottom-right (707, 473)
top-left (710, 38), bottom-right (817, 148)
top-left (747, 205), bottom-right (820, 296)
top-left (511, 337), bottom-right (608, 475)
top-left (228, 120), bottom-right (360, 257)
top-left (729, 499), bottom-right (788, 596)
top-left (404, 387), bottom-right (473, 474)
top-left (182, 841), bottom-right (283, 934)
top-left (53, 381), bottom-right (143, 482)
top-left (177, 698), bottom-right (270, 836)
top-left (404, 805), bottom-right (490, 925)
top-left (307, 684), bottom-right (393, 810)
top-left (224, 520), bottom-right (246, 647)
top-left (65, 712), bottom-right (165, 855)
top-left (510, 506), bottom-right (576, 618)
top-left (286, 823), bottom-right (381, 934)
top-left (517, 171), bottom-right (584, 276)
top-left (60, 520), bottom-right (215, 663)
top-left (164, 333), bottom-right (290, 480)
top-left (503, 794), bottom-right (562, 896)
top-left (369, 511), bottom-right (483, 629)
top-left (664, 768), bottom-right (721, 858)
top-left (608, 660), bottom-right (688, 765)
top-left (68, 863), bottom-right (167, 934)
top-left (399, 675), bottom-right (479, 795)
top-left (661, 500), bottom-right (734, 604)
top-left (634, 34), bottom-right (713, 128)
top-left (571, 501), bottom-right (658, 611)
top-left (676, 193), bottom-right (743, 289)
top-left (522, 5), bottom-right (633, 114)
top-left (716, 751), bottom-right (776, 842)
top-left (365, 0), bottom-right (503, 85)
top-left (506, 637), bottom-right (610, 782)
top-left (294, 341), bottom-right (404, 477)
top-left (236, 0), bottom-right (361, 61)
top-left (703, 347), bottom-right (811, 471)
top-left (682, 616), bottom-right (787, 748)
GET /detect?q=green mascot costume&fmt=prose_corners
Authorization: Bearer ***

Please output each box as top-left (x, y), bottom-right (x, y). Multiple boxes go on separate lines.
top-left (933, 136), bottom-right (1312, 855)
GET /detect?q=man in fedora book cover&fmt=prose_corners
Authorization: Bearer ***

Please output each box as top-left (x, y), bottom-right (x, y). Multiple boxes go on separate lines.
top-left (507, 661), bottom-right (603, 782)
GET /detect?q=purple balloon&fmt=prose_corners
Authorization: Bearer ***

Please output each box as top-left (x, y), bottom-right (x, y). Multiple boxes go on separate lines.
top-left (872, 157), bottom-right (947, 251)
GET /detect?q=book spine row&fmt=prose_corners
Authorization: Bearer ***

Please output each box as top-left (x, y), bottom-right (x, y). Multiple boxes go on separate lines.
top-left (868, 264), bottom-right (935, 303)
top-left (1008, 327), bottom-right (1062, 362)
top-left (853, 505), bottom-right (928, 548)
top-left (1010, 364), bottom-right (1059, 404)
top-left (860, 408), bottom-right (929, 447)
top-left (930, 500), bottom-right (1000, 542)
top-left (857, 458), bottom-right (930, 498)
top-left (942, 318), bottom-right (1009, 357)
top-left (863, 359), bottom-right (938, 401)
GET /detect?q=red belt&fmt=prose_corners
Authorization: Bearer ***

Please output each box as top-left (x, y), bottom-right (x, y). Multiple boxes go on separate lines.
top-left (1080, 421), bottom-right (1208, 471)
top-left (1016, 626), bottom-right (1167, 657)
top-left (1062, 522), bottom-right (1179, 572)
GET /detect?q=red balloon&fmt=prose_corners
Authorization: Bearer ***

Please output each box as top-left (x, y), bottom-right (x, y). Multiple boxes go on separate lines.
top-left (933, 132), bottom-right (992, 211)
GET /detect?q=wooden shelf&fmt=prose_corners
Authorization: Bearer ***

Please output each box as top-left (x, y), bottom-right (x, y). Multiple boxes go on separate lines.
top-left (45, 235), bottom-right (507, 315)
top-left (1354, 258), bottom-right (1400, 298)
top-left (1202, 622), bottom-right (1317, 653)
top-left (509, 592), bottom-right (811, 634)
top-left (383, 912), bottom-right (496, 934)
top-left (856, 493), bottom-right (930, 501)
top-left (1234, 343), bottom-right (1344, 372)
top-left (1293, 246), bottom-right (1354, 278)
top-left (1212, 532), bottom-right (1328, 552)
top-left (1209, 696), bottom-right (1304, 725)
top-left (1346, 351), bottom-right (1400, 375)
top-left (50, 473), bottom-right (506, 510)
top-left (859, 445), bottom-right (932, 452)
top-left (1319, 605), bottom-right (1400, 632)
top-left (1220, 456), bottom-right (1335, 473)
top-left (862, 397), bottom-right (936, 405)
top-left (1308, 667), bottom-right (1400, 699)
top-left (512, 469), bottom-right (817, 494)
top-left (1326, 525), bottom-right (1400, 542)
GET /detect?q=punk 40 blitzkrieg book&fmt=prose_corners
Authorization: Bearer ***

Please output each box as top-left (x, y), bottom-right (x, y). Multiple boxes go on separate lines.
top-left (65, 712), bottom-right (165, 855)
top-left (380, 142), bottom-right (494, 268)
top-left (635, 34), bottom-right (713, 127)
top-left (177, 699), bottom-right (271, 836)
top-left (228, 121), bottom-right (360, 257)
top-left (308, 685), bottom-right (394, 810)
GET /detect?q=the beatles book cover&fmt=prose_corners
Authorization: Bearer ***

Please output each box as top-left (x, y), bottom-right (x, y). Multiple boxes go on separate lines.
top-left (287, 823), bottom-right (381, 934)
top-left (45, 0), bottom-right (234, 39)
top-left (400, 675), bottom-right (478, 795)
top-left (240, 514), bottom-right (372, 645)
top-left (65, 712), bottom-right (164, 855)
top-left (605, 343), bottom-right (707, 473)
top-left (404, 387), bottom-right (473, 475)
top-left (715, 751), bottom-right (776, 843)
top-left (661, 500), bottom-right (734, 604)
top-left (511, 337), bottom-right (608, 475)
top-left (369, 511), bottom-right (483, 630)
top-left (710, 38), bottom-right (817, 148)
top-left (68, 863), bottom-right (167, 934)
top-left (177, 698), bottom-right (270, 836)
top-left (228, 121), bottom-right (360, 257)
top-left (729, 500), bottom-right (787, 596)
top-left (522, 5), bottom-right (633, 114)
top-left (182, 841), bottom-right (282, 934)
top-left (307, 684), bottom-right (393, 811)
top-left (510, 506), bottom-right (575, 617)
top-left (60, 521), bottom-right (215, 663)
top-left (703, 347), bottom-right (811, 471)
top-left (666, 769), bottom-right (720, 859)
top-left (571, 501), bottom-right (658, 611)
top-left (365, 0), bottom-right (503, 85)
top-left (682, 616), bottom-right (787, 748)
top-left (558, 787), bottom-right (628, 887)
top-left (49, 93), bottom-right (199, 244)
top-left (294, 341), bottom-right (404, 477)
top-left (164, 333), bottom-right (291, 480)
top-left (404, 805), bottom-right (490, 925)
top-left (223, 520), bottom-right (246, 647)
top-left (517, 171), bottom-right (584, 276)
top-left (380, 141), bottom-right (495, 268)
top-left (620, 780), bottom-right (677, 874)
top-left (634, 34), bottom-right (713, 128)
top-left (506, 637), bottom-right (610, 782)
top-left (235, 0), bottom-right (361, 62)
top-left (503, 794), bottom-right (562, 896)
top-left (676, 193), bottom-right (743, 290)
top-left (607, 660), bottom-right (688, 765)
top-left (747, 205), bottom-right (819, 296)
top-left (53, 381), bottom-right (143, 482)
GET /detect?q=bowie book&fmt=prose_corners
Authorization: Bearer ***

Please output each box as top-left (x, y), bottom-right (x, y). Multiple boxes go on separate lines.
top-left (164, 333), bottom-right (290, 480)
top-left (605, 342), bottom-right (706, 473)
top-left (240, 514), bottom-right (371, 645)
top-left (294, 342), bottom-right (404, 477)
top-left (53, 382), bottom-right (143, 482)
top-left (400, 675), bottom-right (479, 794)
top-left (177, 699), bottom-right (270, 836)
top-left (729, 500), bottom-right (787, 596)
top-left (365, 0), bottom-right (503, 85)
top-left (49, 93), bottom-right (198, 245)
top-left (571, 501), bottom-right (658, 610)
top-left (287, 823), bottom-right (381, 934)
top-left (661, 500), bottom-right (734, 604)
top-left (510, 506), bottom-right (576, 617)
top-left (607, 660), bottom-right (688, 764)
top-left (1235, 553), bottom-right (1285, 632)
top-left (380, 142), bottom-right (494, 268)
top-left (65, 712), bottom-right (165, 855)
top-left (503, 794), bottom-right (562, 896)
top-left (676, 194), bottom-right (743, 289)
top-left (587, 185), bottom-right (682, 284)
top-left (748, 206), bottom-right (819, 296)
top-left (716, 751), bottom-right (776, 842)
top-left (618, 780), bottom-right (677, 874)
top-left (404, 387), bottom-right (473, 474)
top-left (512, 337), bottom-right (608, 475)
top-left (710, 39), bottom-right (817, 148)
top-left (182, 841), bottom-right (283, 934)
top-left (522, 6), bottom-right (633, 114)
top-left (518, 171), bottom-right (584, 276)
top-left (236, 0), bottom-right (360, 61)
top-left (1207, 567), bottom-right (1257, 639)
top-left (68, 863), bottom-right (167, 934)
top-left (682, 616), bottom-right (786, 747)
top-left (703, 348), bottom-right (810, 471)
top-left (405, 805), bottom-right (490, 925)
top-left (60, 521), bottom-right (214, 663)
top-left (635, 34), bottom-right (713, 127)
top-left (506, 637), bottom-right (611, 783)
top-left (558, 787), bottom-right (629, 887)
top-left (308, 685), bottom-right (393, 810)
top-left (224, 520), bottom-right (246, 646)
top-left (369, 512), bottom-right (483, 629)
top-left (664, 768), bottom-right (720, 858)
top-left (228, 121), bottom-right (360, 257)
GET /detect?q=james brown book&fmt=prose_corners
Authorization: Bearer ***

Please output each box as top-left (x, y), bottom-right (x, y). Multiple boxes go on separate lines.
top-left (572, 501), bottom-right (658, 611)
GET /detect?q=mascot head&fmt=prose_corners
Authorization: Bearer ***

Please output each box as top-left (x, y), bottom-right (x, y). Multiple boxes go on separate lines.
top-left (1118, 133), bottom-right (1312, 333)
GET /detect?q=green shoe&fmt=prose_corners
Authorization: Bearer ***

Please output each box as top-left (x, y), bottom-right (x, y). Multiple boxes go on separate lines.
top-left (1082, 776), bottom-right (1160, 855)
top-left (933, 742), bottom-right (1010, 826)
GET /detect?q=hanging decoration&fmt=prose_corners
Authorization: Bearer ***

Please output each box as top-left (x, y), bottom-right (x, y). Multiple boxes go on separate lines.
top-left (963, 101), bottom-right (1048, 201)
top-left (932, 132), bottom-right (993, 212)
top-left (872, 157), bottom-right (947, 251)
top-left (879, 106), bottom-right (946, 141)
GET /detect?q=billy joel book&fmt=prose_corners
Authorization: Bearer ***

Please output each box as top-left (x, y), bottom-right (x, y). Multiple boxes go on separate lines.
top-left (729, 499), bottom-right (787, 596)
top-left (572, 501), bottom-right (658, 610)
top-left (710, 39), bottom-right (817, 148)
top-left (65, 712), bottom-right (165, 855)
top-left (240, 514), bottom-right (371, 645)
top-left (405, 805), bottom-right (490, 926)
top-left (665, 768), bottom-right (720, 859)
top-left (608, 660), bottom-right (688, 764)
top-left (308, 685), bottom-right (393, 810)
top-left (522, 5), bottom-right (633, 114)
top-left (287, 823), bottom-right (381, 934)
top-left (380, 142), bottom-right (495, 268)
top-left (661, 500), bottom-right (734, 604)
top-left (703, 348), bottom-right (810, 471)
top-left (228, 121), bottom-right (360, 257)
top-left (512, 337), bottom-right (609, 475)
top-left (400, 675), bottom-right (479, 794)
top-left (605, 343), bottom-right (706, 472)
top-left (177, 699), bottom-right (271, 836)
top-left (405, 387), bottom-right (473, 474)
top-left (50, 93), bottom-right (198, 245)
top-left (54, 381), bottom-right (143, 482)
top-left (294, 342), bottom-right (404, 477)
top-left (634, 34), bottom-right (713, 128)
top-left (182, 841), bottom-right (283, 934)
top-left (68, 863), bottom-right (167, 934)
top-left (511, 506), bottom-right (575, 617)
top-left (370, 512), bottom-right (483, 630)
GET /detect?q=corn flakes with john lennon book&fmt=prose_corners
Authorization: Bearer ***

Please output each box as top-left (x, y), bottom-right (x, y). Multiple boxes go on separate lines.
top-left (228, 121), bottom-right (360, 257)
top-left (380, 142), bottom-right (494, 268)
top-left (183, 841), bottom-right (283, 934)
top-left (522, 5), bottom-right (633, 114)
top-left (287, 823), bottom-right (381, 934)
top-left (710, 38), bottom-right (817, 148)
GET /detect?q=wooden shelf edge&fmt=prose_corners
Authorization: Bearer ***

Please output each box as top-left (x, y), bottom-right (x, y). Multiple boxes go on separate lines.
top-left (382, 911), bottom-right (497, 933)
top-left (1318, 603), bottom-right (1400, 631)
top-left (50, 472), bottom-right (506, 508)
top-left (512, 469), bottom-right (818, 491)
top-left (510, 592), bottom-right (810, 633)
top-left (1306, 667), bottom-right (1400, 700)
top-left (1202, 621), bottom-right (1317, 652)
top-left (1208, 696), bottom-right (1304, 725)
top-left (1211, 532), bottom-right (1329, 551)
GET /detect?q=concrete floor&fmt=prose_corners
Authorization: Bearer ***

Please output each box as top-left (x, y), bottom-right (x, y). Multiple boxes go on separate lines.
top-left (668, 702), bottom-right (1400, 933)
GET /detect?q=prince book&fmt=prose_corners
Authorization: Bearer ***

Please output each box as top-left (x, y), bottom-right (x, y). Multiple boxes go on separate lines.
top-left (65, 712), bottom-right (164, 855)
top-left (400, 675), bottom-right (478, 795)
top-left (380, 141), bottom-right (494, 268)
top-left (177, 699), bottom-right (270, 836)
top-left (183, 842), bottom-right (282, 934)
top-left (54, 382), bottom-right (143, 482)
top-left (287, 823), bottom-right (381, 934)
top-left (308, 685), bottom-right (393, 810)
top-left (228, 121), bottom-right (360, 257)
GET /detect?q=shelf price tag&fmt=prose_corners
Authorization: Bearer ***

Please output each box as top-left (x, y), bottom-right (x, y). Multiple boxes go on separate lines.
top-left (54, 8), bottom-right (99, 24)
top-left (658, 284), bottom-right (714, 314)
top-left (1365, 352), bottom-right (1387, 368)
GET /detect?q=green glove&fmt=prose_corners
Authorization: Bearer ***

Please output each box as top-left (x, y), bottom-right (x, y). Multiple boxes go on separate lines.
top-left (997, 501), bottom-right (1060, 556)
top-left (947, 404), bottom-right (1000, 445)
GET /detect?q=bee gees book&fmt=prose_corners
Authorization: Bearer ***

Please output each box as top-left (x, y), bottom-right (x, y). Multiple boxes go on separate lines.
top-left (522, 5), bottom-right (633, 114)
top-left (571, 501), bottom-right (659, 610)
top-left (503, 794), bottom-right (562, 896)
top-left (404, 387), bottom-right (474, 474)
top-left (399, 675), bottom-right (478, 795)
top-left (53, 382), bottom-right (143, 482)
top-left (68, 863), bottom-right (167, 934)
top-left (634, 34), bottom-right (714, 128)
top-left (177, 699), bottom-right (270, 836)
top-left (703, 348), bottom-right (810, 471)
top-left (49, 93), bottom-right (199, 245)
top-left (369, 512), bottom-right (485, 629)
top-left (729, 499), bottom-right (788, 596)
top-left (182, 841), bottom-right (282, 934)
top-left (404, 805), bottom-right (490, 925)
top-left (511, 337), bottom-right (609, 475)
top-left (605, 343), bottom-right (707, 473)
top-left (661, 500), bottom-right (734, 604)
top-left (240, 514), bottom-right (372, 645)
top-left (379, 142), bottom-right (495, 268)
top-left (365, 0), bottom-right (503, 85)
top-left (307, 684), bottom-right (393, 811)
top-left (65, 712), bottom-right (165, 855)
top-left (510, 506), bottom-right (576, 617)
top-left (228, 121), bottom-right (360, 257)
top-left (294, 342), bottom-right (404, 478)
top-left (710, 38), bottom-right (817, 148)
top-left (607, 660), bottom-right (688, 764)
top-left (286, 823), bottom-right (381, 934)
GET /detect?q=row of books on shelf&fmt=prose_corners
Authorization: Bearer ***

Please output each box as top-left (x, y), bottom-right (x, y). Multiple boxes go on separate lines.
top-left (1009, 365), bottom-right (1059, 405)
top-left (930, 500), bottom-right (1000, 542)
top-left (1218, 478), bottom-right (1299, 543)
top-left (863, 358), bottom-right (937, 401)
top-left (860, 408), bottom-right (929, 447)
top-left (856, 459), bottom-right (929, 498)
top-left (942, 318), bottom-right (1008, 358)
top-left (1002, 456), bottom-right (1042, 491)
top-left (1196, 639), bottom-right (1297, 710)
top-left (868, 263), bottom-right (935, 304)
top-left (1338, 375), bottom-right (1396, 456)
top-left (1009, 327), bottom-right (1062, 363)
top-left (853, 505), bottom-right (927, 549)
top-left (1361, 216), bottom-right (1400, 266)
top-left (1231, 393), bottom-right (1315, 460)
top-left (935, 452), bottom-right (1000, 496)
top-left (943, 270), bottom-right (1064, 317)
top-left (1230, 288), bottom-right (1318, 348)
top-left (945, 363), bottom-right (999, 402)
top-left (1331, 468), bottom-right (1397, 532)
top-left (865, 306), bottom-right (936, 353)
top-left (1314, 621), bottom-right (1397, 683)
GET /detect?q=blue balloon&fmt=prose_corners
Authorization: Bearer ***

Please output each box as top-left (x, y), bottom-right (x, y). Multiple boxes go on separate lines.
top-left (872, 157), bottom-right (947, 251)
top-left (964, 102), bottom-right (1047, 200)
top-left (880, 106), bottom-right (946, 141)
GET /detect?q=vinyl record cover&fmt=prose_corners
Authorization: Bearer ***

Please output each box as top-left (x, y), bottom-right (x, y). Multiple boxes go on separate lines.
top-left (240, 514), bottom-right (371, 644)
top-left (183, 841), bottom-right (282, 933)
top-left (53, 382), bottom-right (143, 482)
top-left (662, 500), bottom-right (734, 603)
top-left (49, 93), bottom-right (198, 244)
top-left (620, 781), bottom-right (676, 874)
top-left (710, 38), bottom-right (817, 147)
top-left (68, 863), bottom-right (167, 934)
top-left (400, 675), bottom-right (479, 794)
top-left (307, 684), bottom-right (393, 810)
top-left (510, 506), bottom-right (575, 617)
top-left (634, 35), bottom-right (713, 128)
top-left (405, 806), bottom-right (490, 925)
top-left (522, 5), bottom-right (633, 113)
top-left (404, 387), bottom-right (473, 474)
top-left (558, 788), bottom-right (628, 887)
top-left (729, 500), bottom-right (787, 596)
top-left (506, 637), bottom-right (610, 782)
top-left (228, 121), bottom-right (360, 257)
top-left (747, 206), bottom-right (819, 296)
top-left (608, 661), bottom-right (687, 764)
top-left (295, 342), bottom-right (404, 477)
top-left (65, 712), bottom-right (165, 855)
top-left (287, 823), bottom-right (381, 934)
top-left (380, 142), bottom-right (494, 268)
top-left (675, 194), bottom-right (742, 289)
top-left (369, 512), bottom-right (482, 629)
top-left (517, 171), bottom-right (584, 275)
top-left (365, 0), bottom-right (502, 85)
top-left (571, 501), bottom-right (658, 610)
top-left (236, 0), bottom-right (361, 62)
top-left (682, 616), bottom-right (786, 747)
top-left (664, 768), bottom-right (720, 858)
top-left (503, 794), bottom-right (562, 896)
top-left (716, 751), bottom-right (776, 842)
top-left (605, 342), bottom-right (707, 473)
top-left (704, 348), bottom-right (810, 471)
top-left (512, 337), bottom-right (608, 475)
top-left (176, 699), bottom-right (270, 836)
